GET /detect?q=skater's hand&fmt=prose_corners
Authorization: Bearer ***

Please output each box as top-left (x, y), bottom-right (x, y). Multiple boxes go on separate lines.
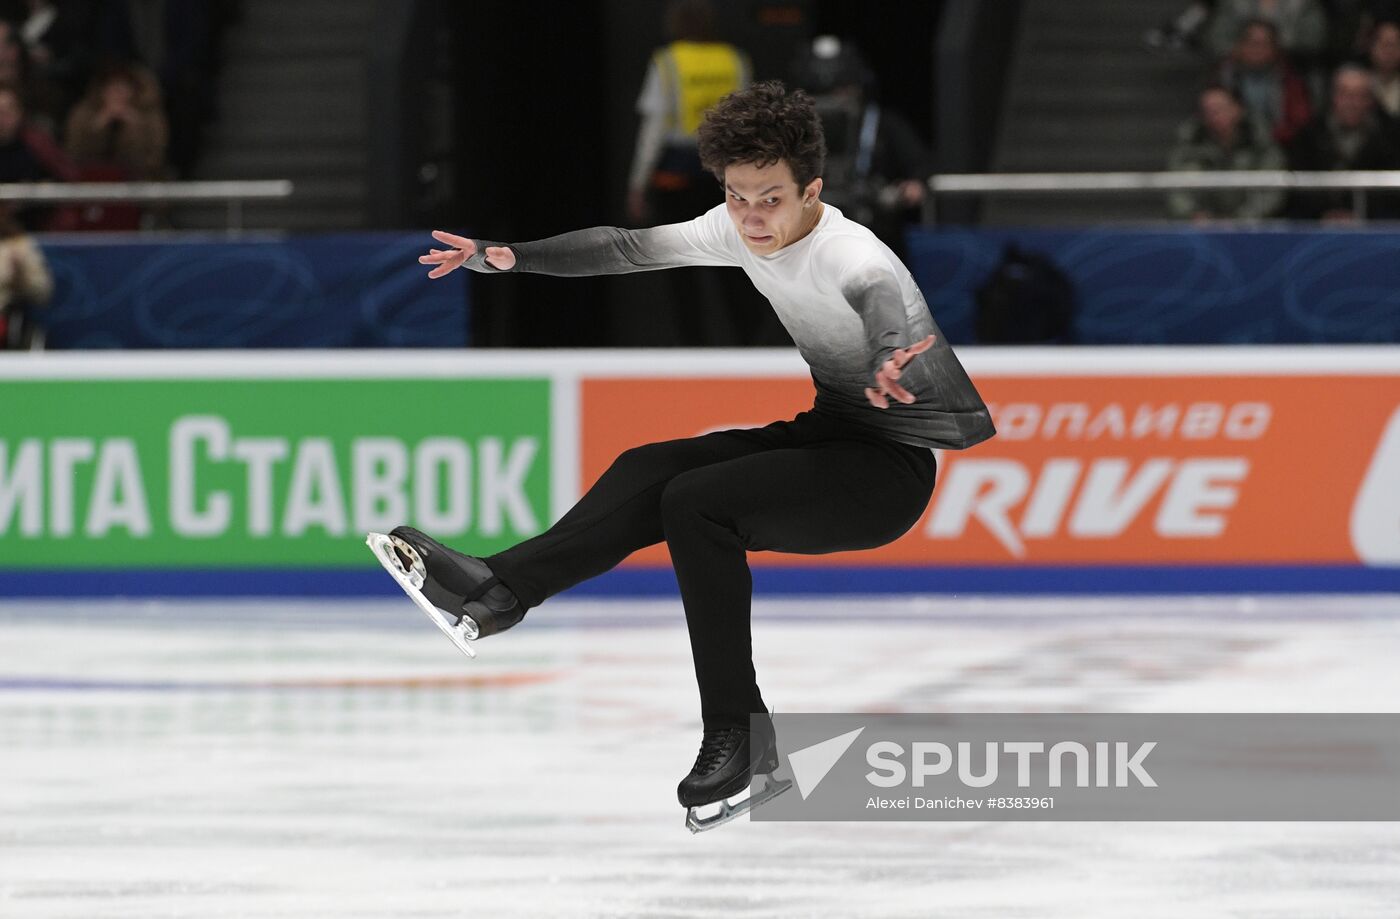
top-left (419, 231), bottom-right (516, 278)
top-left (865, 334), bottom-right (936, 409)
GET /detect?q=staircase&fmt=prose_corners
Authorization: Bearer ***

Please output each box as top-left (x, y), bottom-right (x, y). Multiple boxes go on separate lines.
top-left (179, 0), bottom-right (377, 231)
top-left (983, 0), bottom-right (1207, 225)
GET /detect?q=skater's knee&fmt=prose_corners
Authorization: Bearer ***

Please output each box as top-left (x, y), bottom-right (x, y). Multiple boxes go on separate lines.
top-left (659, 468), bottom-right (714, 522)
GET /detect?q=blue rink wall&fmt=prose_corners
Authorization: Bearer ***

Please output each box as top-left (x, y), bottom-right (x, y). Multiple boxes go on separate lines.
top-left (907, 227), bottom-right (1400, 345)
top-left (38, 233), bottom-right (470, 349)
top-left (31, 228), bottom-right (1400, 350)
top-left (2, 565), bottom-right (1397, 599)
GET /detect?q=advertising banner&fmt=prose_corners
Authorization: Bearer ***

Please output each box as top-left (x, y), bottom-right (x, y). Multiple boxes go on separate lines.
top-left (1, 376), bottom-right (550, 568)
top-left (581, 370), bottom-right (1400, 570)
top-left (2, 349), bottom-right (1396, 595)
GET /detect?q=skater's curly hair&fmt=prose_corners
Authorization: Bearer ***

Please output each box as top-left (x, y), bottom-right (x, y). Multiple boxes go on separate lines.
top-left (697, 80), bottom-right (826, 190)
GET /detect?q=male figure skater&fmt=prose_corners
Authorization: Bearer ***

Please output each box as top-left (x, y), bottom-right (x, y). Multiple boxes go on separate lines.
top-left (374, 81), bottom-right (994, 830)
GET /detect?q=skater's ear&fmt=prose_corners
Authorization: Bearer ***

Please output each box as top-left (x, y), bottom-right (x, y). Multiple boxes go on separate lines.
top-left (802, 176), bottom-right (823, 207)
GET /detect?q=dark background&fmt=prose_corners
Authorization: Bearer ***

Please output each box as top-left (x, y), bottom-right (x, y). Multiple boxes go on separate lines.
top-left (452, 0), bottom-right (943, 347)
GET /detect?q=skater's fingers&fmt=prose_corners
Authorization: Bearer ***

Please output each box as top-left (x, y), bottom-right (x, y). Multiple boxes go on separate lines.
top-left (883, 380), bottom-right (916, 404)
top-left (431, 230), bottom-right (474, 248)
top-left (431, 230), bottom-right (476, 251)
top-left (876, 369), bottom-right (916, 404)
top-left (900, 334), bottom-right (937, 360)
top-left (890, 341), bottom-right (930, 370)
top-left (880, 373), bottom-right (915, 403)
top-left (423, 248), bottom-right (462, 272)
top-left (865, 386), bottom-right (890, 409)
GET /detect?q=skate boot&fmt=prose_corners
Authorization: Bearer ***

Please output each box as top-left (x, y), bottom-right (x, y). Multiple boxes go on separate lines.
top-left (678, 715), bottom-right (793, 833)
top-left (365, 525), bottom-right (525, 659)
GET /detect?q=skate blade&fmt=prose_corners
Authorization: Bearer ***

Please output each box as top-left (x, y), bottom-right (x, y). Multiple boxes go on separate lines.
top-left (684, 773), bottom-right (793, 834)
top-left (365, 532), bottom-right (478, 659)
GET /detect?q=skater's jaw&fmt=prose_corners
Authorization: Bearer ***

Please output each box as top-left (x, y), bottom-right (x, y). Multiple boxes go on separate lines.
top-left (723, 160), bottom-right (823, 255)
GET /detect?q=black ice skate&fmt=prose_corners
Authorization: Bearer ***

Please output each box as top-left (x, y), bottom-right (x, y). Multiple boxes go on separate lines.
top-left (678, 717), bottom-right (793, 833)
top-left (365, 526), bottom-right (524, 659)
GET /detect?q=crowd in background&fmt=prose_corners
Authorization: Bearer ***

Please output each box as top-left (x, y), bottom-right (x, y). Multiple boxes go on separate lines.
top-left (627, 0), bottom-right (933, 346)
top-left (0, 0), bottom-right (235, 232)
top-left (1163, 0), bottom-right (1400, 221)
top-left (1, 1), bottom-right (239, 349)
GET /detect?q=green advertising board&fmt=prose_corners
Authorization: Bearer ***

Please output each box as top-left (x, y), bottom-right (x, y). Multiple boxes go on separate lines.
top-left (0, 378), bottom-right (551, 568)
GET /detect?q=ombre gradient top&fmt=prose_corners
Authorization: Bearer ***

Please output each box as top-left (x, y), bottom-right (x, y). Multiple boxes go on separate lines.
top-left (467, 204), bottom-right (995, 451)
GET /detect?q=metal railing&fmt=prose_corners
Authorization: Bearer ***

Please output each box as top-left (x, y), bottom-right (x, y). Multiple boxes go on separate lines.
top-left (925, 170), bottom-right (1400, 220)
top-left (0, 180), bottom-right (295, 231)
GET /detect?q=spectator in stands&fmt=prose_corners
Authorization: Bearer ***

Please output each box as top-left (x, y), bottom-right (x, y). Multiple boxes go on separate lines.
top-left (62, 61), bottom-right (167, 231)
top-left (64, 60), bottom-right (167, 180)
top-left (0, 19), bottom-right (21, 82)
top-left (1219, 19), bottom-right (1314, 143)
top-left (1370, 19), bottom-right (1400, 121)
top-left (627, 0), bottom-right (751, 227)
top-left (1287, 63), bottom-right (1400, 219)
top-left (4, 1), bottom-right (234, 179)
top-left (1325, 0), bottom-right (1400, 67)
top-left (1168, 83), bottom-right (1287, 220)
top-left (0, 19), bottom-right (23, 86)
top-left (790, 35), bottom-right (932, 261)
top-left (627, 0), bottom-right (765, 346)
top-left (0, 18), bottom-right (52, 130)
top-left (0, 80), bottom-right (77, 229)
top-left (0, 200), bottom-right (52, 349)
top-left (0, 0), bottom-right (95, 126)
top-left (1205, 0), bottom-right (1328, 62)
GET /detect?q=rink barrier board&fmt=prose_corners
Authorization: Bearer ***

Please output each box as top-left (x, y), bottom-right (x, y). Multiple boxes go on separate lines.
top-left (0, 377), bottom-right (552, 566)
top-left (32, 228), bottom-right (1400, 349)
top-left (2, 348), bottom-right (1398, 595)
top-left (905, 226), bottom-right (1400, 345)
top-left (0, 565), bottom-right (1396, 597)
top-left (33, 227), bottom-right (1400, 349)
top-left (37, 234), bottom-right (472, 349)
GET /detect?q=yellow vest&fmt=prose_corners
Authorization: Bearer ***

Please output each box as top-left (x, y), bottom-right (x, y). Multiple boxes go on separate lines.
top-left (656, 41), bottom-right (747, 136)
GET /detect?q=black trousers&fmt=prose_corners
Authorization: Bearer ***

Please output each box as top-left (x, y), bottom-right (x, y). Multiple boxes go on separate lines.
top-left (485, 409), bottom-right (937, 729)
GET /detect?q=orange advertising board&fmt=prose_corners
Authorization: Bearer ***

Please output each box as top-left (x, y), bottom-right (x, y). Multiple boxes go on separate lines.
top-left (582, 373), bottom-right (1400, 568)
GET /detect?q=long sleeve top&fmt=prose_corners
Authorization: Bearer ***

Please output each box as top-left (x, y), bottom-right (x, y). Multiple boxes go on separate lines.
top-left (463, 204), bottom-right (995, 451)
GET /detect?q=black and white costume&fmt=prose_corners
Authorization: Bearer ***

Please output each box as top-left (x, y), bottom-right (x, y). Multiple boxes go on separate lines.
top-left (380, 203), bottom-right (994, 829)
top-left (469, 203), bottom-right (993, 451)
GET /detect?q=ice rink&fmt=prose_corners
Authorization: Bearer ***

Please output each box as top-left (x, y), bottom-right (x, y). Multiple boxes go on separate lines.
top-left (3, 593), bottom-right (1400, 918)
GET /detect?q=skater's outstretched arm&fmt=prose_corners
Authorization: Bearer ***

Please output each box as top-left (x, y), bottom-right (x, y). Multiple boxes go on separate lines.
top-left (420, 213), bottom-right (736, 279)
top-left (840, 264), bottom-right (937, 409)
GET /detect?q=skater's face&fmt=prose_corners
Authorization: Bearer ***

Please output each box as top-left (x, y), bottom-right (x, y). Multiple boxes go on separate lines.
top-left (722, 159), bottom-right (823, 255)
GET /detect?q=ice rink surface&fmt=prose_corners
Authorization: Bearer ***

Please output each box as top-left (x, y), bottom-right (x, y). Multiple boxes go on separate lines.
top-left (3, 593), bottom-right (1400, 918)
